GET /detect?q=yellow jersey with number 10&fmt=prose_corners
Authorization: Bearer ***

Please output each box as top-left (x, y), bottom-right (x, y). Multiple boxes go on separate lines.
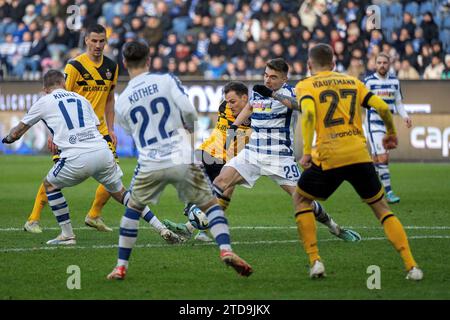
top-left (64, 53), bottom-right (118, 136)
top-left (295, 71), bottom-right (373, 170)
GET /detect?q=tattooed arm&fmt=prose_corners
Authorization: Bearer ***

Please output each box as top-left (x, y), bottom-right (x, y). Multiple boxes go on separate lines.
top-left (2, 122), bottom-right (31, 144)
top-left (272, 92), bottom-right (300, 111)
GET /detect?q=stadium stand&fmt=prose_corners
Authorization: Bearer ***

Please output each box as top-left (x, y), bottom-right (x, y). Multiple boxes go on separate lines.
top-left (0, 0), bottom-right (449, 81)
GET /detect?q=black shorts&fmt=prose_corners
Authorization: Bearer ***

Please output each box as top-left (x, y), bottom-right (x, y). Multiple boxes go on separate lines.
top-left (195, 150), bottom-right (225, 183)
top-left (296, 162), bottom-right (384, 203)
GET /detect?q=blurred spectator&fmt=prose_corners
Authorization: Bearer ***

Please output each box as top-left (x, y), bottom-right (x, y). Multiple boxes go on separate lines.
top-left (13, 30), bottom-right (48, 79)
top-left (398, 60), bottom-right (420, 80)
top-left (23, 4), bottom-right (37, 26)
top-left (423, 55), bottom-right (445, 79)
top-left (420, 12), bottom-right (439, 45)
top-left (235, 57), bottom-right (248, 77)
top-left (47, 19), bottom-right (71, 61)
top-left (142, 16), bottom-right (163, 47)
top-left (299, 0), bottom-right (319, 32)
top-left (291, 61), bottom-right (305, 77)
top-left (401, 12), bottom-right (416, 39)
top-left (225, 28), bottom-right (244, 59)
top-left (272, 43), bottom-right (284, 59)
top-left (186, 59), bottom-right (202, 77)
top-left (167, 57), bottom-right (177, 74)
top-left (347, 56), bottom-right (365, 79)
top-left (249, 55), bottom-right (266, 78)
top-left (205, 55), bottom-right (227, 79)
top-left (418, 44), bottom-right (433, 74)
top-left (334, 40), bottom-right (350, 73)
top-left (151, 56), bottom-right (165, 73)
top-left (0, 0), bottom-right (447, 80)
top-left (0, 34), bottom-right (17, 75)
top-left (431, 40), bottom-right (445, 60)
top-left (402, 42), bottom-right (418, 68)
top-left (441, 55), bottom-right (450, 80)
top-left (208, 32), bottom-right (226, 58)
top-left (223, 3), bottom-right (237, 29)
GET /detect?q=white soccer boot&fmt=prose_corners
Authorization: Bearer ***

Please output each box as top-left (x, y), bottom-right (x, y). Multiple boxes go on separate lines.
top-left (160, 228), bottom-right (184, 244)
top-left (24, 220), bottom-right (43, 233)
top-left (46, 234), bottom-right (76, 245)
top-left (406, 266), bottom-right (423, 281)
top-left (309, 260), bottom-right (326, 279)
top-left (85, 215), bottom-right (113, 232)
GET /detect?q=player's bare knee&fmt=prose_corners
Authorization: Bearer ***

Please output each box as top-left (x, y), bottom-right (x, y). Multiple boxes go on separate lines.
top-left (199, 198), bottom-right (217, 212)
top-left (378, 154), bottom-right (389, 164)
top-left (213, 172), bottom-right (229, 190)
top-left (369, 197), bottom-right (392, 219)
top-left (43, 179), bottom-right (57, 192)
top-left (127, 197), bottom-right (145, 212)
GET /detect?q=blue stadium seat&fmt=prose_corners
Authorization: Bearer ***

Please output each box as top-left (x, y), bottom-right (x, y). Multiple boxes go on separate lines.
top-left (404, 2), bottom-right (419, 16)
top-left (440, 30), bottom-right (450, 52)
top-left (444, 15), bottom-right (450, 30)
top-left (379, 3), bottom-right (389, 18)
top-left (419, 1), bottom-right (434, 14)
top-left (389, 2), bottom-right (403, 19)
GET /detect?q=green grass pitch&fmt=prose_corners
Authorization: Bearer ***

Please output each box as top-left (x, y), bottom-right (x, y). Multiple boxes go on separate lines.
top-left (0, 155), bottom-right (449, 300)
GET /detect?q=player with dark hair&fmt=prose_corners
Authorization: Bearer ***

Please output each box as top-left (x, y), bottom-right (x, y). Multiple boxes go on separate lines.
top-left (364, 53), bottom-right (412, 204)
top-left (25, 24), bottom-right (121, 233)
top-left (107, 41), bottom-right (252, 279)
top-left (162, 81), bottom-right (252, 241)
top-left (209, 58), bottom-right (362, 242)
top-left (2, 70), bottom-right (181, 245)
top-left (292, 43), bottom-right (422, 280)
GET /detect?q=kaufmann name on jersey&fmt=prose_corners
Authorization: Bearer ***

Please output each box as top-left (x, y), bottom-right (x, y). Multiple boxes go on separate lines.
top-left (364, 73), bottom-right (402, 132)
top-left (246, 84), bottom-right (297, 158)
top-left (21, 88), bottom-right (106, 158)
top-left (116, 73), bottom-right (195, 171)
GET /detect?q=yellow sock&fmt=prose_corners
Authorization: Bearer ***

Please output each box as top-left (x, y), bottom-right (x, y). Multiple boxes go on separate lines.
top-left (87, 184), bottom-right (111, 219)
top-left (380, 212), bottom-right (417, 271)
top-left (295, 209), bottom-right (320, 265)
top-left (217, 197), bottom-right (230, 211)
top-left (28, 183), bottom-right (47, 222)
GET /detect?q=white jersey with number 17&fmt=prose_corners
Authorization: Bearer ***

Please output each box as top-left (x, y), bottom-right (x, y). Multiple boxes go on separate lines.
top-left (21, 88), bottom-right (107, 158)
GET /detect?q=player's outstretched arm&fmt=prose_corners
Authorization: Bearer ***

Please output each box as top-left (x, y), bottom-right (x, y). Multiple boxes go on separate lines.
top-left (272, 92), bottom-right (299, 110)
top-left (300, 98), bottom-right (316, 169)
top-left (231, 102), bottom-right (252, 128)
top-left (366, 94), bottom-right (398, 150)
top-left (366, 94), bottom-right (396, 136)
top-left (105, 88), bottom-right (117, 145)
top-left (253, 84), bottom-right (300, 110)
top-left (2, 122), bottom-right (31, 144)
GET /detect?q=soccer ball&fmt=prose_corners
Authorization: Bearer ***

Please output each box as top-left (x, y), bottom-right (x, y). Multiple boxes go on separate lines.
top-left (184, 203), bottom-right (209, 230)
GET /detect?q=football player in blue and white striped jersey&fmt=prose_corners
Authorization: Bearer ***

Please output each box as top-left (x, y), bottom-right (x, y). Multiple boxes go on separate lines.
top-left (364, 53), bottom-right (412, 204)
top-left (213, 58), bottom-right (361, 242)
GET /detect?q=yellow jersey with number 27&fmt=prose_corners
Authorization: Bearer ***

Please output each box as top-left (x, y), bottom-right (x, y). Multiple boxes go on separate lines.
top-left (295, 71), bottom-right (374, 170)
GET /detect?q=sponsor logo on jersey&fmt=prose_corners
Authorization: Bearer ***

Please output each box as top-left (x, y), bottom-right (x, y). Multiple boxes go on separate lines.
top-left (252, 101), bottom-right (272, 112)
top-left (69, 135), bottom-right (77, 144)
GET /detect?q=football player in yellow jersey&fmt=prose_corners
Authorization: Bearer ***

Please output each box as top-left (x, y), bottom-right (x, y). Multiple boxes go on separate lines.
top-left (293, 43), bottom-right (423, 280)
top-left (24, 24), bottom-right (118, 233)
top-left (162, 81), bottom-right (252, 241)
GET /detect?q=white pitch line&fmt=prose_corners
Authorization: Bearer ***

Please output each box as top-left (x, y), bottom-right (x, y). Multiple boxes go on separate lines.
top-left (1, 225), bottom-right (450, 232)
top-left (1, 235), bottom-right (450, 253)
